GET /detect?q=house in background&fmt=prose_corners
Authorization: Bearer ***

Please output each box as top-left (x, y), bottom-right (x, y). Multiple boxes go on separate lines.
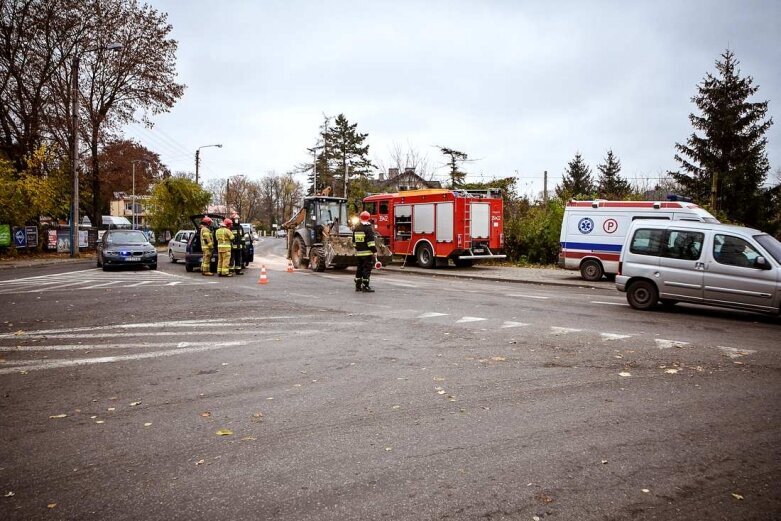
top-left (109, 192), bottom-right (150, 228)
top-left (369, 168), bottom-right (441, 193)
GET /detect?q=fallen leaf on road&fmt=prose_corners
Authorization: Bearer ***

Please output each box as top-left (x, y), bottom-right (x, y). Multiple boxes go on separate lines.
top-left (107, 408), bottom-right (115, 412)
top-left (95, 420), bottom-right (104, 424)
top-left (641, 489), bottom-right (650, 493)
top-left (49, 414), bottom-right (67, 419)
top-left (433, 377), bottom-right (445, 382)
top-left (437, 390), bottom-right (446, 395)
top-left (90, 416), bottom-right (97, 419)
top-left (4, 491), bottom-right (14, 497)
top-left (129, 401), bottom-right (141, 407)
top-left (601, 460), bottom-right (608, 464)
top-left (195, 460), bottom-right (205, 466)
top-left (732, 493), bottom-right (744, 500)
top-left (144, 423), bottom-right (152, 427)
top-left (490, 356), bottom-right (506, 362)
top-left (266, 397), bottom-right (274, 400)
top-left (252, 412), bottom-right (263, 418)
top-left (19, 371), bottom-right (28, 375)
top-left (47, 503), bottom-right (57, 509)
top-left (619, 372), bottom-right (632, 377)
top-left (14, 330), bottom-right (24, 336)
top-left (664, 369), bottom-right (679, 374)
top-left (216, 428), bottom-right (233, 436)
top-left (384, 447), bottom-right (392, 451)
top-left (392, 405), bottom-right (400, 410)
top-left (241, 436), bottom-right (257, 441)
top-left (200, 412), bottom-right (211, 418)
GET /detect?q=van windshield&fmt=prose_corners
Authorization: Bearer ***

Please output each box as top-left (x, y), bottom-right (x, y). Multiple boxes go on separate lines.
top-left (754, 234), bottom-right (781, 263)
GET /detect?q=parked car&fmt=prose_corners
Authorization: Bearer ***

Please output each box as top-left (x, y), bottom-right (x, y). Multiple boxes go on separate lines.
top-left (168, 230), bottom-right (194, 263)
top-left (275, 229), bottom-right (287, 239)
top-left (185, 214), bottom-right (223, 273)
top-left (616, 220), bottom-right (781, 315)
top-left (96, 229), bottom-right (158, 271)
top-left (240, 223), bottom-right (256, 264)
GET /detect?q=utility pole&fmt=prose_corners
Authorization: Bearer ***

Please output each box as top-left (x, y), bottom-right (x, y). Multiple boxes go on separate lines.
top-left (195, 148), bottom-right (200, 185)
top-left (543, 170), bottom-right (548, 204)
top-left (710, 171), bottom-right (718, 211)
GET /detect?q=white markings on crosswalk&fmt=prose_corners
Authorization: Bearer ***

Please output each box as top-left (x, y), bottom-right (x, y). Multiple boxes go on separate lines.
top-left (501, 321), bottom-right (529, 328)
top-left (591, 300), bottom-right (625, 306)
top-left (507, 293), bottom-right (549, 299)
top-left (718, 346), bottom-right (756, 358)
top-left (0, 268), bottom-right (209, 294)
top-left (456, 316), bottom-right (487, 323)
top-left (418, 312), bottom-right (449, 319)
top-left (655, 339), bottom-right (690, 349)
top-left (550, 327), bottom-right (582, 335)
top-left (601, 333), bottom-right (632, 341)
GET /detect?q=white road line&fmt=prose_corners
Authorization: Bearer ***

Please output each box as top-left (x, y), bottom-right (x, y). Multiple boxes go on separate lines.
top-left (655, 339), bottom-right (690, 349)
top-left (9, 341), bottom-right (226, 352)
top-left (501, 321), bottom-right (529, 328)
top-left (600, 333), bottom-right (632, 341)
top-left (550, 327), bottom-right (583, 335)
top-left (0, 319), bottom-right (239, 338)
top-left (165, 281), bottom-right (183, 286)
top-left (383, 281), bottom-right (419, 288)
top-left (507, 294), bottom-right (549, 300)
top-left (591, 300), bottom-right (625, 306)
top-left (0, 341), bottom-right (250, 374)
top-left (121, 281), bottom-right (153, 288)
top-left (456, 316), bottom-right (487, 323)
top-left (81, 281), bottom-right (122, 290)
top-left (718, 346), bottom-right (756, 358)
top-left (418, 312), bottom-right (449, 319)
top-left (26, 281), bottom-right (94, 293)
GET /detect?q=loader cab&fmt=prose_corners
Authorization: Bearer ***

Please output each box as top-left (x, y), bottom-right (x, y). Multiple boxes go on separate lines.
top-left (305, 197), bottom-right (351, 238)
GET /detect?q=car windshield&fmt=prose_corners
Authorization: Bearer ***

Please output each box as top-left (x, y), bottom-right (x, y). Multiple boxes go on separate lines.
top-left (107, 231), bottom-right (148, 244)
top-left (754, 234), bottom-right (781, 263)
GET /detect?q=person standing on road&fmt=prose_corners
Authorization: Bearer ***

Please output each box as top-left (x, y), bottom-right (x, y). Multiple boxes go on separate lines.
top-left (200, 216), bottom-right (214, 276)
top-left (215, 218), bottom-right (235, 277)
top-left (229, 211), bottom-right (245, 275)
top-left (353, 210), bottom-right (377, 292)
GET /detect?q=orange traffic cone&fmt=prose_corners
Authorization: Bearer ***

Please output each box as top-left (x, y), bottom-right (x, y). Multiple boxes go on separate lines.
top-left (257, 265), bottom-right (269, 285)
top-left (287, 260), bottom-right (294, 273)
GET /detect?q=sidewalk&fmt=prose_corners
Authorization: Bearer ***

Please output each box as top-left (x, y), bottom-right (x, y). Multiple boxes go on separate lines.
top-left (0, 252), bottom-right (608, 289)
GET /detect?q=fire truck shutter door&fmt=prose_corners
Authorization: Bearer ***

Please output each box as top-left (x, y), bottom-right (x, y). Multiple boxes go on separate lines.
top-left (413, 204), bottom-right (435, 234)
top-left (436, 203), bottom-right (453, 242)
top-left (471, 203), bottom-right (490, 238)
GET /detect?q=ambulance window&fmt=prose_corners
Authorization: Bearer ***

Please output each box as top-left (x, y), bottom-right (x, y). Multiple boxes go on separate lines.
top-left (379, 202), bottom-right (389, 215)
top-left (630, 229), bottom-right (663, 256)
top-left (364, 202), bottom-right (376, 214)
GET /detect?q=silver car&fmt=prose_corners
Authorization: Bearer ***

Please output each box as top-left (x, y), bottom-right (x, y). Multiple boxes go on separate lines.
top-left (616, 221), bottom-right (781, 315)
top-left (168, 230), bottom-right (194, 263)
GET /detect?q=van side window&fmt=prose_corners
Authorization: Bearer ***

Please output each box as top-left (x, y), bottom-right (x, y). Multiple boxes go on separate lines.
top-left (713, 234), bottom-right (759, 268)
top-left (662, 230), bottom-right (704, 260)
top-left (630, 229), bottom-right (663, 255)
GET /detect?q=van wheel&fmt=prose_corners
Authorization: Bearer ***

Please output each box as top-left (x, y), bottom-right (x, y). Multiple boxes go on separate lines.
top-left (580, 259), bottom-right (604, 281)
top-left (185, 263), bottom-right (194, 272)
top-left (169, 250), bottom-right (176, 263)
top-left (627, 280), bottom-right (658, 310)
top-left (416, 243), bottom-right (435, 269)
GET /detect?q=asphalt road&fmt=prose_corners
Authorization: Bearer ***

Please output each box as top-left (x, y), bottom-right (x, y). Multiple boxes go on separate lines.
top-left (1, 238), bottom-right (779, 520)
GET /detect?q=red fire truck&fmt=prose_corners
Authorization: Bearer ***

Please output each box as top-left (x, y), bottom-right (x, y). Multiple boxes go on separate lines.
top-left (362, 188), bottom-right (505, 268)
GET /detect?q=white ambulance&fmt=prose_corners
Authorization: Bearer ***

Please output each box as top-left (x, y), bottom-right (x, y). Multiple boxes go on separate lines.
top-left (558, 200), bottom-right (719, 281)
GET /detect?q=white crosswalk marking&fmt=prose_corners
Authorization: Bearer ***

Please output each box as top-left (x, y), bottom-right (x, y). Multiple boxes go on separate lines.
top-left (0, 268), bottom-right (211, 294)
top-left (501, 321), bottom-right (529, 328)
top-left (418, 312), bottom-right (449, 319)
top-left (456, 316), bottom-right (487, 323)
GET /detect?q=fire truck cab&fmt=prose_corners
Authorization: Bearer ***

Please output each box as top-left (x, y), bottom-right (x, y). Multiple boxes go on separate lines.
top-left (362, 189), bottom-right (505, 268)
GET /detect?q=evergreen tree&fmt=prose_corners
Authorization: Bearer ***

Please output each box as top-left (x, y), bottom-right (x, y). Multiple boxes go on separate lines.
top-left (671, 49), bottom-right (773, 227)
top-left (596, 149), bottom-right (631, 199)
top-left (556, 152), bottom-right (594, 199)
top-left (439, 147), bottom-right (468, 188)
top-left (324, 114), bottom-right (373, 201)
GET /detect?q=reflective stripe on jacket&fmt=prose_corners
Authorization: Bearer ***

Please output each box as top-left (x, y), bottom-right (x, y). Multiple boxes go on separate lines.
top-left (215, 227), bottom-right (234, 251)
top-left (353, 223), bottom-right (377, 257)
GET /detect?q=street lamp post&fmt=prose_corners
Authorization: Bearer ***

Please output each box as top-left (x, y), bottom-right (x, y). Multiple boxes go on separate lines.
top-left (130, 160), bottom-right (149, 229)
top-left (69, 42), bottom-right (122, 257)
top-left (195, 144), bottom-right (223, 184)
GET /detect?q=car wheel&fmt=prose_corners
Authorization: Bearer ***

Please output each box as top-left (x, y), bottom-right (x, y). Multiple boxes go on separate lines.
top-left (309, 246), bottom-right (327, 272)
top-left (290, 236), bottom-right (308, 269)
top-left (416, 243), bottom-right (435, 269)
top-left (185, 263), bottom-right (194, 272)
top-left (169, 250), bottom-right (176, 263)
top-left (580, 259), bottom-right (604, 281)
top-left (627, 280), bottom-right (659, 310)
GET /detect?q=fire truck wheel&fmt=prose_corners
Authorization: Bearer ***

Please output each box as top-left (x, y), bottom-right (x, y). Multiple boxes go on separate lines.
top-left (416, 243), bottom-right (435, 269)
top-left (579, 259), bottom-right (604, 281)
top-left (309, 246), bottom-right (327, 272)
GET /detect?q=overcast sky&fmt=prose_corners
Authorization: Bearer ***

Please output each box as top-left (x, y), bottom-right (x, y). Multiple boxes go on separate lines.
top-left (126, 0), bottom-right (781, 198)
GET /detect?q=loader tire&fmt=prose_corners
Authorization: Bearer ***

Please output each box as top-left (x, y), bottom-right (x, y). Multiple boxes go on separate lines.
top-left (309, 246), bottom-right (327, 272)
top-left (290, 236), bottom-right (308, 269)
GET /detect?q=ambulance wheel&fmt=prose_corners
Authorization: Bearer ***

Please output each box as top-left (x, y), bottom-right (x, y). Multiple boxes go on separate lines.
top-left (309, 247), bottom-right (326, 272)
top-left (627, 280), bottom-right (658, 310)
top-left (416, 243), bottom-right (435, 269)
top-left (580, 259), bottom-right (604, 281)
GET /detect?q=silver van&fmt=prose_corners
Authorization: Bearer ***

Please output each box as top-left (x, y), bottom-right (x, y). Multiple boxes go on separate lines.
top-left (616, 221), bottom-right (781, 314)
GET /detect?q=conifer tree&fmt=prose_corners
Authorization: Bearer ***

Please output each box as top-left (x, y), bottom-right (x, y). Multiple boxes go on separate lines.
top-left (671, 50), bottom-right (773, 227)
top-left (324, 114), bottom-right (373, 200)
top-left (596, 150), bottom-right (631, 199)
top-left (556, 152), bottom-right (594, 199)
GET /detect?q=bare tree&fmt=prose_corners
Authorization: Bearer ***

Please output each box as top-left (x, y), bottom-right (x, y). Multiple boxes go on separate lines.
top-left (375, 141), bottom-right (432, 180)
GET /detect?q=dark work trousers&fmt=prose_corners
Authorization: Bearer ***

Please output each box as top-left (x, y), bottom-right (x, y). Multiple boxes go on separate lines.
top-left (355, 256), bottom-right (374, 288)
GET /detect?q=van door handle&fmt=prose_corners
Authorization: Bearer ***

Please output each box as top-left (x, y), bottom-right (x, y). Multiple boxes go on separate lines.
top-left (694, 262), bottom-right (705, 270)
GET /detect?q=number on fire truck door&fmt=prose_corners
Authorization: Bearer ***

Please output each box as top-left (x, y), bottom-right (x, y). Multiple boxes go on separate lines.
top-left (436, 203), bottom-right (453, 242)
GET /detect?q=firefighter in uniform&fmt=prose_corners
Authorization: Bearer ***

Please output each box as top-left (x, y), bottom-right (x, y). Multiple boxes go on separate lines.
top-left (229, 212), bottom-right (244, 275)
top-left (353, 210), bottom-right (377, 292)
top-left (215, 218), bottom-right (235, 277)
top-left (199, 216), bottom-right (214, 276)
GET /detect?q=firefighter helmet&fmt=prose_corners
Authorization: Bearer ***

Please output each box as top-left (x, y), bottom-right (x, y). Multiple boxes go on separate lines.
top-left (359, 211), bottom-right (370, 221)
top-left (201, 216), bottom-right (212, 225)
top-left (223, 218), bottom-right (233, 228)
